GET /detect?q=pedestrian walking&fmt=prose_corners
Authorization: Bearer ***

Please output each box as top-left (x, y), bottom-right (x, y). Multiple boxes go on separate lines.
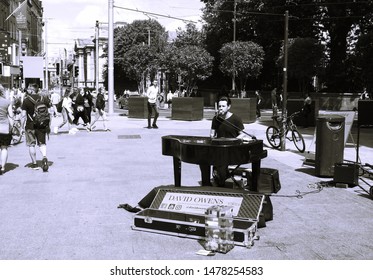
top-left (83, 89), bottom-right (94, 123)
top-left (255, 90), bottom-right (263, 118)
top-left (50, 90), bottom-right (61, 117)
top-left (302, 93), bottom-right (312, 128)
top-left (90, 89), bottom-right (109, 131)
top-left (72, 87), bottom-right (91, 131)
top-left (167, 90), bottom-right (173, 109)
top-left (21, 83), bottom-right (51, 172)
top-left (54, 88), bottom-right (74, 134)
top-left (145, 80), bottom-right (159, 129)
top-left (0, 85), bottom-right (14, 175)
top-left (271, 87), bottom-right (278, 117)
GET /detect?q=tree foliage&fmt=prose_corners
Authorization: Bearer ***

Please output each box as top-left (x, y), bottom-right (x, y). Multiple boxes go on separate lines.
top-left (277, 38), bottom-right (325, 92)
top-left (201, 0), bottom-right (373, 92)
top-left (113, 19), bottom-right (168, 93)
top-left (219, 41), bottom-right (264, 92)
top-left (159, 44), bottom-right (214, 95)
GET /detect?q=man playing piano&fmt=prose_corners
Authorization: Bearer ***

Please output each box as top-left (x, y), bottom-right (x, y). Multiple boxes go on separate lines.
top-left (201, 96), bottom-right (256, 187)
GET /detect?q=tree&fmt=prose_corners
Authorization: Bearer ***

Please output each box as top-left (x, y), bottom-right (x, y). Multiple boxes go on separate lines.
top-left (121, 44), bottom-right (158, 94)
top-left (112, 19), bottom-right (168, 93)
top-left (277, 38), bottom-right (325, 92)
top-left (159, 45), bottom-right (214, 95)
top-left (174, 23), bottom-right (206, 48)
top-left (352, 31), bottom-right (373, 91)
top-left (219, 41), bottom-right (265, 92)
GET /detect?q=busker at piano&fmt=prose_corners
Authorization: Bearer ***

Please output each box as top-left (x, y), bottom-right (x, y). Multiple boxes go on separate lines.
top-left (200, 96), bottom-right (257, 187)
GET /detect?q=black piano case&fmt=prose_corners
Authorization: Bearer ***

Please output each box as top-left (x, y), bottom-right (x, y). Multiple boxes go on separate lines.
top-left (132, 187), bottom-right (265, 248)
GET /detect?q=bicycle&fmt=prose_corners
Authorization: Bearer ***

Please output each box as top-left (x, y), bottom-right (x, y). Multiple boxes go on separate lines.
top-left (266, 111), bottom-right (305, 153)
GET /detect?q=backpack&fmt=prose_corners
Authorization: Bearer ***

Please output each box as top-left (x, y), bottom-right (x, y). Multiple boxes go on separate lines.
top-left (96, 93), bottom-right (105, 110)
top-left (28, 96), bottom-right (51, 129)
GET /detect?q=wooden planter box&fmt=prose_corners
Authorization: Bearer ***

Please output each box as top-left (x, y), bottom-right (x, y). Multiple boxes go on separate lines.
top-left (128, 96), bottom-right (148, 119)
top-left (171, 97), bottom-right (204, 121)
top-left (230, 98), bottom-right (257, 123)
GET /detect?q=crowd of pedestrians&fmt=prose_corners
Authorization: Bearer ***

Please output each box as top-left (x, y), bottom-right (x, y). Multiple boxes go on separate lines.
top-left (0, 84), bottom-right (110, 176)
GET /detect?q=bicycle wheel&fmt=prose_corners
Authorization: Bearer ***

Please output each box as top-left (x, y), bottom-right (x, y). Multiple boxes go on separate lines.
top-left (266, 126), bottom-right (281, 149)
top-left (292, 129), bottom-right (305, 152)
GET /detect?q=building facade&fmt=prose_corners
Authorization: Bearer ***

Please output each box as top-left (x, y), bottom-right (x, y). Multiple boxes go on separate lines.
top-left (74, 35), bottom-right (107, 90)
top-left (0, 0), bottom-right (43, 88)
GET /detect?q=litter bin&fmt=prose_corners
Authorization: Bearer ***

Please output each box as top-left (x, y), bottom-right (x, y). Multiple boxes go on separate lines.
top-left (315, 115), bottom-right (345, 177)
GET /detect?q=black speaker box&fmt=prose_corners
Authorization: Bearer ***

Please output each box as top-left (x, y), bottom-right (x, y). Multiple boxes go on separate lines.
top-left (358, 100), bottom-right (373, 126)
top-left (333, 163), bottom-right (359, 187)
top-left (246, 168), bottom-right (281, 193)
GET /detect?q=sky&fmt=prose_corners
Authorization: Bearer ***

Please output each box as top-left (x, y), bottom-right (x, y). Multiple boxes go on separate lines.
top-left (42, 0), bottom-right (205, 57)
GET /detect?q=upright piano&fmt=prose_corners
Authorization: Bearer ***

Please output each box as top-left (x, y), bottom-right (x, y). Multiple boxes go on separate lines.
top-left (162, 135), bottom-right (268, 191)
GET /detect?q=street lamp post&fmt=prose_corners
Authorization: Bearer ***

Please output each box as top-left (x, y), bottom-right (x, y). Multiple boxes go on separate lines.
top-left (44, 18), bottom-right (49, 91)
top-left (281, 10), bottom-right (289, 151)
top-left (108, 0), bottom-right (114, 114)
top-left (95, 20), bottom-right (100, 95)
top-left (232, 0), bottom-right (238, 92)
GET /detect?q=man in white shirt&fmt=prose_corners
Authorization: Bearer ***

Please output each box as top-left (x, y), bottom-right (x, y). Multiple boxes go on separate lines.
top-left (50, 90), bottom-right (61, 117)
top-left (145, 80), bottom-right (159, 129)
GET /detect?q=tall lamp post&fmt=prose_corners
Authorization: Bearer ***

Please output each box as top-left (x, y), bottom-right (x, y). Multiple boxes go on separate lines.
top-left (95, 20), bottom-right (100, 95)
top-left (280, 10), bottom-right (289, 151)
top-left (232, 0), bottom-right (238, 92)
top-left (108, 0), bottom-right (114, 114)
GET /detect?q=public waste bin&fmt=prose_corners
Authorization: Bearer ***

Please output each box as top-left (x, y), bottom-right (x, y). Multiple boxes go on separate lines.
top-left (315, 115), bottom-right (345, 177)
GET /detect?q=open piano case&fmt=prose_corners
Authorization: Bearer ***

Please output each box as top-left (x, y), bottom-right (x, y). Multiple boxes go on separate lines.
top-left (131, 186), bottom-right (267, 248)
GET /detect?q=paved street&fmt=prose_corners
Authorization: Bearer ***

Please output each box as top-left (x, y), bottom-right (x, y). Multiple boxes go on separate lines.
top-left (0, 107), bottom-right (372, 260)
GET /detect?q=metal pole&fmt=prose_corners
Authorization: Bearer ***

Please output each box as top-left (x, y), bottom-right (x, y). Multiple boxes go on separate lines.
top-left (95, 20), bottom-right (99, 94)
top-left (44, 19), bottom-right (48, 90)
top-left (108, 0), bottom-right (114, 114)
top-left (232, 0), bottom-right (237, 92)
top-left (281, 11), bottom-right (289, 151)
top-left (18, 30), bottom-right (23, 88)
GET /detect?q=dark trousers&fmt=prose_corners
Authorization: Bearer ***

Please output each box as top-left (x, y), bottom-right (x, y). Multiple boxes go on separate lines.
top-left (199, 164), bottom-right (229, 187)
top-left (84, 107), bottom-right (92, 123)
top-left (147, 102), bottom-right (159, 126)
top-left (73, 109), bottom-right (89, 125)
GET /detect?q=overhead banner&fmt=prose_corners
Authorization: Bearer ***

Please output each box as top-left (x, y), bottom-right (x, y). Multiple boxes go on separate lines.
top-left (9, 1), bottom-right (28, 30)
top-left (21, 56), bottom-right (44, 79)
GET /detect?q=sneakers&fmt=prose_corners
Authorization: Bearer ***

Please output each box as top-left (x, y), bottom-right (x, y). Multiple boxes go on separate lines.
top-left (42, 157), bottom-right (49, 172)
top-left (145, 126), bottom-right (152, 129)
top-left (69, 127), bottom-right (79, 135)
top-left (29, 163), bottom-right (40, 170)
top-left (152, 124), bottom-right (159, 129)
top-left (53, 126), bottom-right (59, 134)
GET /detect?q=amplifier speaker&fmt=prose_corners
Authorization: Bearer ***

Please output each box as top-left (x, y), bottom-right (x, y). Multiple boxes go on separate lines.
top-left (358, 100), bottom-right (373, 126)
top-left (333, 163), bottom-right (359, 187)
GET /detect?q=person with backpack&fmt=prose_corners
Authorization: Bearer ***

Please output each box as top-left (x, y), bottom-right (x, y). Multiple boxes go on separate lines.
top-left (89, 89), bottom-right (109, 131)
top-left (21, 83), bottom-right (51, 171)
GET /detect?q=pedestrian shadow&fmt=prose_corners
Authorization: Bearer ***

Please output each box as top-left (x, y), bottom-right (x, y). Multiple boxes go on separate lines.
top-left (24, 160), bottom-right (54, 169)
top-left (2, 163), bottom-right (19, 173)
